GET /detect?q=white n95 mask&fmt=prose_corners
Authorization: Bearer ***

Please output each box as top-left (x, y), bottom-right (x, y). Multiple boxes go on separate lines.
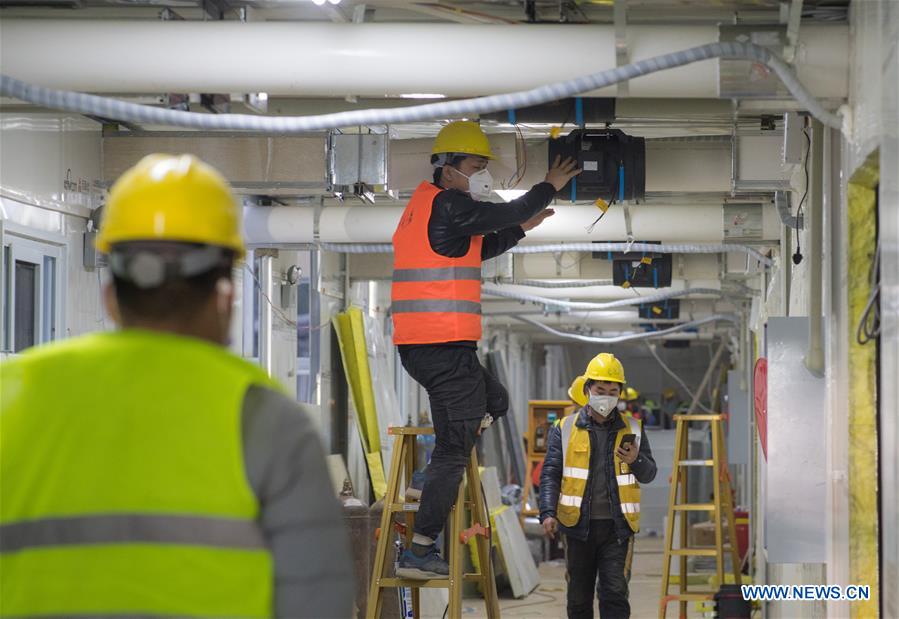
top-left (589, 394), bottom-right (619, 417)
top-left (456, 168), bottom-right (494, 201)
top-left (617, 401), bottom-right (627, 412)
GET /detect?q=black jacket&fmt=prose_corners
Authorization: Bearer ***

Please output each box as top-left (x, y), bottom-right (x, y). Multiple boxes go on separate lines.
top-left (427, 182), bottom-right (556, 260)
top-left (538, 408), bottom-right (657, 542)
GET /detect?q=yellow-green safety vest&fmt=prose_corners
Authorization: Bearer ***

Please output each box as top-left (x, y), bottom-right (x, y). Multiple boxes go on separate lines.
top-left (0, 329), bottom-right (278, 618)
top-left (556, 412), bottom-right (642, 532)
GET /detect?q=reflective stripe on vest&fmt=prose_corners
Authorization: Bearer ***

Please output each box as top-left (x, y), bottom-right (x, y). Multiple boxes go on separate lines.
top-left (0, 331), bottom-right (275, 618)
top-left (0, 514), bottom-right (266, 553)
top-left (393, 266), bottom-right (482, 283)
top-left (559, 495), bottom-right (583, 507)
top-left (391, 182), bottom-right (484, 344)
top-left (392, 299), bottom-right (482, 315)
top-left (557, 410), bottom-right (643, 533)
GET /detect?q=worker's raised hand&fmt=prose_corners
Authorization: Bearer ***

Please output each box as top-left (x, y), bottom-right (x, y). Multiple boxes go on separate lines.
top-left (521, 208), bottom-right (555, 232)
top-left (543, 516), bottom-right (558, 540)
top-left (545, 155), bottom-right (581, 191)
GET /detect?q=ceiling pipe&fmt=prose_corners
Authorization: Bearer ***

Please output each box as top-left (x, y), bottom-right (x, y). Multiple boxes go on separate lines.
top-left (244, 203), bottom-right (780, 245)
top-left (0, 21), bottom-right (848, 99)
top-left (514, 314), bottom-right (738, 344)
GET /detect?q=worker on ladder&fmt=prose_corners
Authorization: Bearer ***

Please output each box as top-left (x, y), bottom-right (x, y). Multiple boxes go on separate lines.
top-left (391, 120), bottom-right (580, 579)
top-left (539, 353), bottom-right (657, 619)
top-left (0, 155), bottom-right (353, 618)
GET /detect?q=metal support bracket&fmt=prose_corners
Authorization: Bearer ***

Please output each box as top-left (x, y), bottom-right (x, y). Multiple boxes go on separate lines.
top-left (782, 0), bottom-right (804, 64)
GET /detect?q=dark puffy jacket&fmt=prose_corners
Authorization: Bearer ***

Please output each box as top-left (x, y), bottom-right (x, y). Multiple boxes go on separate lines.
top-left (538, 407), bottom-right (657, 542)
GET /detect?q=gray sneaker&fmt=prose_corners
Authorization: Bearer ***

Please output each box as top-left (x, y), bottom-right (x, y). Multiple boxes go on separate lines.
top-left (396, 546), bottom-right (449, 580)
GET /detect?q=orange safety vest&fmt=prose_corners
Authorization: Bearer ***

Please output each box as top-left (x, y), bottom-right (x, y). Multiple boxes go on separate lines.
top-left (392, 182), bottom-right (483, 345)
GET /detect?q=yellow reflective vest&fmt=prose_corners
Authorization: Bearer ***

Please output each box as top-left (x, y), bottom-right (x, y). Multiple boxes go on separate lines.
top-left (0, 330), bottom-right (277, 618)
top-left (556, 412), bottom-right (643, 532)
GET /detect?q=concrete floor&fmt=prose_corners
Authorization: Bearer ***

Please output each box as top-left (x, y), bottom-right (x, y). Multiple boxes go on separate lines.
top-left (460, 536), bottom-right (709, 619)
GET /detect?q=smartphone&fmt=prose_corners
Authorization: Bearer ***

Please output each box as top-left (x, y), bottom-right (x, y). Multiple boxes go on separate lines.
top-left (619, 433), bottom-right (637, 449)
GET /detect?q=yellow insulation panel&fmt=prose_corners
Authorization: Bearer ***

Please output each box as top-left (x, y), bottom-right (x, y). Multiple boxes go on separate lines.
top-left (348, 307), bottom-right (381, 454)
top-left (847, 152), bottom-right (880, 619)
top-left (332, 310), bottom-right (387, 499)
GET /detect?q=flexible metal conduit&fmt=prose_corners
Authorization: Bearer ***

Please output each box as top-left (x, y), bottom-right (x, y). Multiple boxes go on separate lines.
top-left (0, 41), bottom-right (842, 132)
top-left (514, 314), bottom-right (738, 344)
top-left (317, 242), bottom-right (773, 266)
top-left (482, 285), bottom-right (723, 311)
top-left (503, 279), bottom-right (614, 288)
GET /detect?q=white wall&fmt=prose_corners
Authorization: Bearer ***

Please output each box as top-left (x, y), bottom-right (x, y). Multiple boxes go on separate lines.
top-left (0, 113), bottom-right (105, 351)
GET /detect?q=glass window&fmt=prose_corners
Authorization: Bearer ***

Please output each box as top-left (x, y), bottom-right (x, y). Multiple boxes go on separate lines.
top-left (14, 261), bottom-right (37, 352)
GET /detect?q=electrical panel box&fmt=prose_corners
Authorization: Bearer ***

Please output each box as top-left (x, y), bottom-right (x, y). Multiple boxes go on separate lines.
top-left (782, 112), bottom-right (805, 164)
top-left (482, 98), bottom-right (615, 124)
top-left (548, 129), bottom-right (645, 202)
top-left (612, 253), bottom-right (672, 288)
top-left (638, 299), bottom-right (680, 320)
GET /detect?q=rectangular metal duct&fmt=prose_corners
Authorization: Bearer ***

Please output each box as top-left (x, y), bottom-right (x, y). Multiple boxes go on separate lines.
top-left (102, 132), bottom-right (327, 195)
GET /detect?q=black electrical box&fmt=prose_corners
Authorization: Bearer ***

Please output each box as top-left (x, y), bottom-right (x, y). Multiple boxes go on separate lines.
top-left (638, 299), bottom-right (680, 320)
top-left (612, 253), bottom-right (672, 288)
top-left (482, 98), bottom-right (616, 125)
top-left (548, 128), bottom-right (645, 202)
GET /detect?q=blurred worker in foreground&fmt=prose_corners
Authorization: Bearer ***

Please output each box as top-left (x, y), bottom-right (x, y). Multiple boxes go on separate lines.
top-left (0, 155), bottom-right (353, 618)
top-left (391, 120), bottom-right (580, 579)
top-left (539, 353), bottom-right (657, 618)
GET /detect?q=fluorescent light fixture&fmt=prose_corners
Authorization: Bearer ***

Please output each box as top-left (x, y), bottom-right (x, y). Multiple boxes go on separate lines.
top-left (312, 0), bottom-right (326, 5)
top-left (398, 93), bottom-right (447, 99)
top-left (328, 0), bottom-right (341, 3)
top-left (494, 189), bottom-right (527, 202)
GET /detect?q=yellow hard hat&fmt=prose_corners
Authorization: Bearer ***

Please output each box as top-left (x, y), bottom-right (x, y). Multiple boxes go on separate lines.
top-left (97, 154), bottom-right (244, 257)
top-left (583, 352), bottom-right (626, 384)
top-left (623, 387), bottom-right (640, 402)
top-left (432, 121), bottom-right (495, 159)
top-left (568, 375), bottom-right (588, 407)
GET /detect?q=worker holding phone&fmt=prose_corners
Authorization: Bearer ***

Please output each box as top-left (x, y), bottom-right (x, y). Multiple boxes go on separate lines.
top-left (538, 353), bottom-right (657, 619)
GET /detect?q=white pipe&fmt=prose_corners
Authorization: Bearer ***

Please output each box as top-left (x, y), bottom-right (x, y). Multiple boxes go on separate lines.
top-left (246, 204), bottom-right (779, 245)
top-left (485, 281), bottom-right (724, 300)
top-left (804, 120), bottom-right (825, 376)
top-left (0, 21), bottom-right (848, 99)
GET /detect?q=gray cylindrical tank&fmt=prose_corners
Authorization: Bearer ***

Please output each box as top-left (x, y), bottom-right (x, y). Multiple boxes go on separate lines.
top-left (342, 486), bottom-right (370, 618)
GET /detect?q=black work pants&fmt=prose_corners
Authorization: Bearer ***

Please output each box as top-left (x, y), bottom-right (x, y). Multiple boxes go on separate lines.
top-left (399, 345), bottom-right (508, 541)
top-left (565, 520), bottom-right (632, 619)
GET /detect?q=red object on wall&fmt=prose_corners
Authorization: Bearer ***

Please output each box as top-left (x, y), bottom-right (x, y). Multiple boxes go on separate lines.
top-left (753, 358), bottom-right (768, 459)
top-left (532, 460), bottom-right (543, 488)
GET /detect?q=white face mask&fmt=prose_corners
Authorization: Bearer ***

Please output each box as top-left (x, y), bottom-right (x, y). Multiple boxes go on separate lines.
top-left (617, 401), bottom-right (627, 412)
top-left (589, 394), bottom-right (619, 417)
top-left (455, 167), bottom-right (494, 201)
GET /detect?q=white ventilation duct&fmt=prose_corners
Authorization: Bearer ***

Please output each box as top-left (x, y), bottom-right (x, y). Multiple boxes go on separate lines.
top-left (0, 21), bottom-right (848, 99)
top-left (244, 203), bottom-right (780, 244)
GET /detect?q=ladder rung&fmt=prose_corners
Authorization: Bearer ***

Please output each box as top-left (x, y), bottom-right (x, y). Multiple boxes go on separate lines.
top-left (388, 426), bottom-right (435, 435)
top-left (678, 459), bottom-right (714, 466)
top-left (389, 502), bottom-right (420, 513)
top-left (672, 503), bottom-right (716, 511)
top-left (669, 548), bottom-right (719, 556)
top-left (662, 592), bottom-right (718, 602)
top-left (674, 414), bottom-right (725, 421)
top-left (463, 573), bottom-right (485, 582)
top-left (377, 578), bottom-right (449, 589)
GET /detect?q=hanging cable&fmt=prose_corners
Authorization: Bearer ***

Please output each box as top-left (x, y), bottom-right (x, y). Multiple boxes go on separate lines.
top-left (856, 238), bottom-right (881, 345)
top-left (0, 41), bottom-right (843, 132)
top-left (513, 314), bottom-right (737, 345)
top-left (793, 125), bottom-right (811, 265)
top-left (483, 285), bottom-right (723, 312)
top-left (644, 342), bottom-right (715, 414)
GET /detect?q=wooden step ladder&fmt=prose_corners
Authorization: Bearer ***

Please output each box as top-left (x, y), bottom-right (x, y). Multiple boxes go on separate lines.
top-left (659, 414), bottom-right (742, 619)
top-left (366, 426), bottom-right (500, 619)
